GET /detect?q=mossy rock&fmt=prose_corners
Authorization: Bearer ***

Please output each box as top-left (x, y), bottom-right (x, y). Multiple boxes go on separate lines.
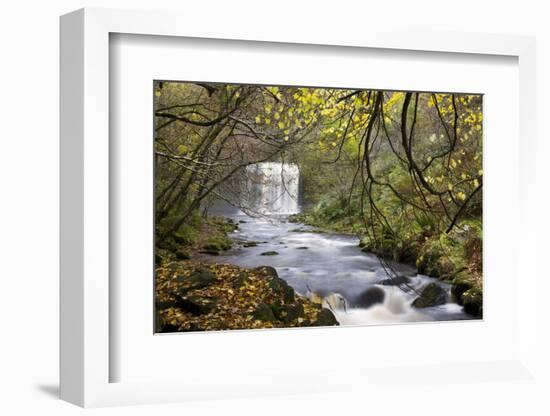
top-left (268, 277), bottom-right (295, 304)
top-left (260, 251), bottom-right (279, 256)
top-left (177, 268), bottom-right (216, 293)
top-left (271, 302), bottom-right (305, 323)
top-left (253, 302), bottom-right (276, 322)
top-left (416, 235), bottom-right (465, 280)
top-left (412, 282), bottom-right (448, 308)
top-left (202, 238), bottom-right (232, 252)
top-left (358, 236), bottom-right (370, 248)
top-left (451, 278), bottom-right (473, 304)
top-left (314, 308), bottom-right (339, 326)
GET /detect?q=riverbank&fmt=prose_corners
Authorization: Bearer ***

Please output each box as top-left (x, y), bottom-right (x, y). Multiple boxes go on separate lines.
top-left (155, 260), bottom-right (338, 332)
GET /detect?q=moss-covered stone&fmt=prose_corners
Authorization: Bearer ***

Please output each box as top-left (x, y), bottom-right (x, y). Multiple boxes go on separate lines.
top-left (271, 302), bottom-right (305, 323)
top-left (253, 302), bottom-right (276, 322)
top-left (412, 282), bottom-right (448, 308)
top-left (451, 277), bottom-right (473, 304)
top-left (268, 276), bottom-right (295, 304)
top-left (176, 268), bottom-right (216, 294)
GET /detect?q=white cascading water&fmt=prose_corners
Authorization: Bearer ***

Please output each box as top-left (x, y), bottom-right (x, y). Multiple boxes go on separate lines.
top-left (246, 162), bottom-right (300, 215)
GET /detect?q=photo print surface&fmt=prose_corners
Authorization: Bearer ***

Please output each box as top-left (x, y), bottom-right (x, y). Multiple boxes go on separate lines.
top-left (154, 82), bottom-right (483, 333)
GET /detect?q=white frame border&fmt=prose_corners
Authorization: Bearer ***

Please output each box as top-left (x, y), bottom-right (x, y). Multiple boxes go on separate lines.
top-left (60, 7), bottom-right (537, 407)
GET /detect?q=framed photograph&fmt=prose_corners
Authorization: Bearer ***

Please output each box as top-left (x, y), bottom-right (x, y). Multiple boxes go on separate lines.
top-left (60, 7), bottom-right (539, 408)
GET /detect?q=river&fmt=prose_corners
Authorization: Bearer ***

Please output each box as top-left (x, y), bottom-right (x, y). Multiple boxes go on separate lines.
top-left (205, 161), bottom-right (473, 325)
top-left (203, 212), bottom-right (473, 326)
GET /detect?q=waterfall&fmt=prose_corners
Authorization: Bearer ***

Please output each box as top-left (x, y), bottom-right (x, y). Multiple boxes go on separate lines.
top-left (245, 162), bottom-right (300, 215)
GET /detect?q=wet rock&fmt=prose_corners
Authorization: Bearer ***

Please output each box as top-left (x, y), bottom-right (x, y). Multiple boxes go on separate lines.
top-left (314, 308), bottom-right (339, 326)
top-left (260, 251), bottom-right (279, 256)
top-left (412, 283), bottom-right (448, 308)
top-left (323, 293), bottom-right (347, 312)
top-left (297, 246), bottom-right (309, 250)
top-left (356, 286), bottom-right (385, 308)
top-left (378, 275), bottom-right (411, 286)
top-left (239, 220), bottom-right (247, 223)
top-left (253, 302), bottom-right (276, 322)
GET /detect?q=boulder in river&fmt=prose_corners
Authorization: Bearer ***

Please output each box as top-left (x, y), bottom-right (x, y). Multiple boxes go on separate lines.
top-left (356, 286), bottom-right (385, 308)
top-left (297, 246), bottom-right (309, 250)
top-left (260, 251), bottom-right (279, 256)
top-left (412, 282), bottom-right (448, 308)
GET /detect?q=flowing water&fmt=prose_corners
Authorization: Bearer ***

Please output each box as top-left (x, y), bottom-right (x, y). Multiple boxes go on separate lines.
top-left (206, 162), bottom-right (474, 325)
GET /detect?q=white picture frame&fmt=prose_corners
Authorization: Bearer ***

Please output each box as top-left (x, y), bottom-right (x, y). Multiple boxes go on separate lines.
top-left (60, 7), bottom-right (538, 408)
